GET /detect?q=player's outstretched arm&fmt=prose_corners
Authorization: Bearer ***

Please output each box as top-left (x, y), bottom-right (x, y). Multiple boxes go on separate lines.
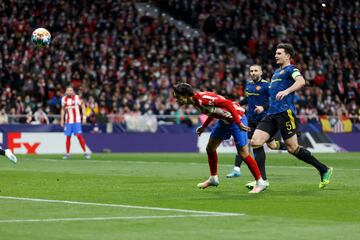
top-left (276, 75), bottom-right (306, 101)
top-left (215, 99), bottom-right (250, 132)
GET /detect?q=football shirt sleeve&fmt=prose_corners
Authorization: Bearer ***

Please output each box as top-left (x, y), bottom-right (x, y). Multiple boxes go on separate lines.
top-left (202, 117), bottom-right (214, 128)
top-left (213, 98), bottom-right (242, 124)
top-left (290, 67), bottom-right (302, 80)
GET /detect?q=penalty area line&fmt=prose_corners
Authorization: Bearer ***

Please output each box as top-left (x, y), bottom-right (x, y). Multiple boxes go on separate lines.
top-left (0, 196), bottom-right (244, 217)
top-left (0, 213), bottom-right (242, 223)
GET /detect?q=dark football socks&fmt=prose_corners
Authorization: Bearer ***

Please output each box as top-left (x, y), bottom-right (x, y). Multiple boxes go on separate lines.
top-left (291, 147), bottom-right (328, 174)
top-left (234, 155), bottom-right (243, 167)
top-left (254, 146), bottom-right (267, 180)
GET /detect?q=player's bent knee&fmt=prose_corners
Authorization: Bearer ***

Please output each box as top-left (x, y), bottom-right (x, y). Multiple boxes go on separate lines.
top-left (236, 145), bottom-right (249, 158)
top-left (250, 138), bottom-right (262, 147)
top-left (237, 151), bottom-right (247, 159)
top-left (267, 141), bottom-right (277, 150)
top-left (206, 144), bottom-right (216, 153)
top-left (287, 145), bottom-right (299, 154)
top-left (289, 146), bottom-right (312, 159)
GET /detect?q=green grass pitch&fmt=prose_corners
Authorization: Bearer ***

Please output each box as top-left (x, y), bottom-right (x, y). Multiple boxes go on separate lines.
top-left (0, 152), bottom-right (359, 240)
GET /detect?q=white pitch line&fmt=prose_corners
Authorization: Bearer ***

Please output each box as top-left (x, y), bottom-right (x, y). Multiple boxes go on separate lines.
top-left (0, 196), bottom-right (244, 216)
top-left (0, 214), bottom-right (241, 223)
top-left (31, 158), bottom-right (360, 171)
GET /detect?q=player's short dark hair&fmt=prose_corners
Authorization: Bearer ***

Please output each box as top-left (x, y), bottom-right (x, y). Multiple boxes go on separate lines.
top-left (173, 82), bottom-right (194, 97)
top-left (250, 64), bottom-right (262, 70)
top-left (276, 43), bottom-right (295, 57)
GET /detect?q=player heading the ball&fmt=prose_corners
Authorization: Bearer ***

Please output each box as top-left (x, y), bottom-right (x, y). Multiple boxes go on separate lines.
top-left (173, 83), bottom-right (267, 193)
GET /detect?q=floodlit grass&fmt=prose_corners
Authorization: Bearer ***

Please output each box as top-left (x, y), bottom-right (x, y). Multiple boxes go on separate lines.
top-left (0, 153), bottom-right (359, 240)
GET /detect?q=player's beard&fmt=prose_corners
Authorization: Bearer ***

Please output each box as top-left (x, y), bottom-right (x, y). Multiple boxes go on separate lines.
top-left (252, 76), bottom-right (261, 82)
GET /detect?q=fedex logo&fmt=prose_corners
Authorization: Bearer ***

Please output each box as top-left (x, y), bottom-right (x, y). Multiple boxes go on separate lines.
top-left (6, 132), bottom-right (90, 154)
top-left (8, 133), bottom-right (40, 154)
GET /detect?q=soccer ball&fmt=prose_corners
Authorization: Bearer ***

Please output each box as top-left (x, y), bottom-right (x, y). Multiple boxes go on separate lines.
top-left (31, 28), bottom-right (51, 47)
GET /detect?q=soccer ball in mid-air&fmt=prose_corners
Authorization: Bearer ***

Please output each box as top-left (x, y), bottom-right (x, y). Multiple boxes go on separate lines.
top-left (31, 28), bottom-right (51, 47)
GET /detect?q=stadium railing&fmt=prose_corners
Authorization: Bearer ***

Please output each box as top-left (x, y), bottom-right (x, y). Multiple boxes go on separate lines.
top-left (2, 114), bottom-right (358, 125)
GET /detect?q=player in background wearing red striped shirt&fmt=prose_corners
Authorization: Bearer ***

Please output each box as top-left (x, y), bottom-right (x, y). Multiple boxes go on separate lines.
top-left (60, 87), bottom-right (90, 159)
top-left (173, 83), bottom-right (267, 193)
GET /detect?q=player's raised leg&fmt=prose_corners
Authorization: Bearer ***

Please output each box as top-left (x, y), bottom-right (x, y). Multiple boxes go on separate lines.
top-left (267, 140), bottom-right (287, 151)
top-left (197, 137), bottom-right (222, 189)
top-left (285, 134), bottom-right (332, 189)
top-left (0, 148), bottom-right (17, 164)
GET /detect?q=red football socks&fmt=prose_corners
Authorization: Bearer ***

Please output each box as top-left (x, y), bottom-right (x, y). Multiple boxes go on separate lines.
top-left (243, 154), bottom-right (262, 180)
top-left (66, 136), bottom-right (71, 154)
top-left (76, 134), bottom-right (86, 152)
top-left (206, 150), bottom-right (218, 176)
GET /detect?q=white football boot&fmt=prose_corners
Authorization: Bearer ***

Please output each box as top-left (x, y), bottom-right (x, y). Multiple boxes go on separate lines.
top-left (248, 179), bottom-right (268, 194)
top-left (197, 176), bottom-right (219, 189)
top-left (246, 180), bottom-right (270, 190)
top-left (5, 149), bottom-right (17, 164)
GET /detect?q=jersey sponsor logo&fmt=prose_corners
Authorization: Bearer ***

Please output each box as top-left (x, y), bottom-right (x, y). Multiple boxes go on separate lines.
top-left (202, 95), bottom-right (219, 100)
top-left (256, 86), bottom-right (261, 90)
top-left (210, 107), bottom-right (232, 118)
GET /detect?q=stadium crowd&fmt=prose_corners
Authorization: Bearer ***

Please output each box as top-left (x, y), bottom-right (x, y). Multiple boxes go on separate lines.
top-left (0, 0), bottom-right (359, 125)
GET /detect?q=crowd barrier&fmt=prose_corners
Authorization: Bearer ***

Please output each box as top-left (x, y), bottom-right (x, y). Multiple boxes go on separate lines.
top-left (0, 124), bottom-right (359, 154)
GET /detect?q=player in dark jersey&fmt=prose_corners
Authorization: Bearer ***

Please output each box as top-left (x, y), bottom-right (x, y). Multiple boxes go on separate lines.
top-left (226, 65), bottom-right (287, 189)
top-left (173, 83), bottom-right (267, 193)
top-left (250, 43), bottom-right (333, 189)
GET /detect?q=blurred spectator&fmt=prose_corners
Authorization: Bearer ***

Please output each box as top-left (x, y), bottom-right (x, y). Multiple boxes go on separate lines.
top-left (96, 108), bottom-right (109, 124)
top-left (158, 0), bottom-right (360, 122)
top-left (85, 96), bottom-right (99, 124)
top-left (0, 0), bottom-right (358, 125)
top-left (0, 107), bottom-right (8, 124)
top-left (33, 105), bottom-right (50, 124)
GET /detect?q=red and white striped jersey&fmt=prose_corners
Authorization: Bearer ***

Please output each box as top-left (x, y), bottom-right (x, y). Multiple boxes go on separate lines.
top-left (192, 91), bottom-right (245, 127)
top-left (61, 95), bottom-right (82, 124)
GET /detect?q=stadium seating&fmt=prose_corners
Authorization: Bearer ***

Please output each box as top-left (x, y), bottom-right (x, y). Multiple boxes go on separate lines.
top-left (0, 0), bottom-right (358, 125)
